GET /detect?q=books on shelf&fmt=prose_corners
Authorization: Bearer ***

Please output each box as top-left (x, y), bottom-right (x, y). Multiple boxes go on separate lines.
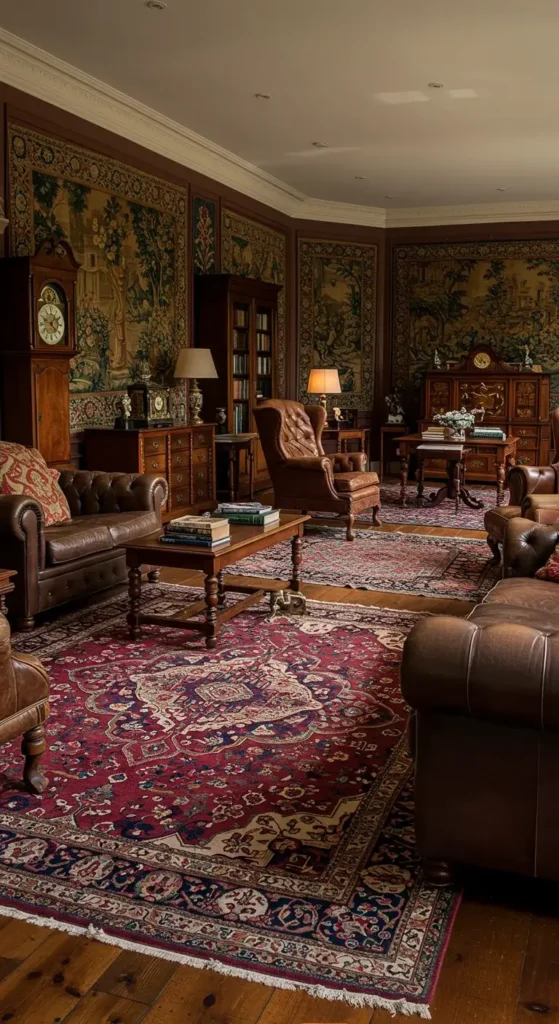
top-left (233, 404), bottom-right (248, 433)
top-left (232, 330), bottom-right (248, 350)
top-left (257, 355), bottom-right (271, 375)
top-left (233, 354), bottom-right (248, 374)
top-left (256, 312), bottom-right (269, 330)
top-left (233, 378), bottom-right (249, 399)
top-left (256, 332), bottom-right (271, 352)
top-left (160, 513), bottom-right (230, 548)
top-left (471, 427), bottom-right (506, 439)
top-left (234, 307), bottom-right (248, 327)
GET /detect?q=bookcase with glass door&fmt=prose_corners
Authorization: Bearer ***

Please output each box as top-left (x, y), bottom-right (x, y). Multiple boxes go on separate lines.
top-left (194, 274), bottom-right (282, 493)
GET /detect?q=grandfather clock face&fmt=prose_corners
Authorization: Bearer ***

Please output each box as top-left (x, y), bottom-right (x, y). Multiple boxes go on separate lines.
top-left (36, 282), bottom-right (67, 348)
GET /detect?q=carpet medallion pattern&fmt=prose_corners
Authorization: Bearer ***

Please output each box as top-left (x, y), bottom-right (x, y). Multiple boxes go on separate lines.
top-left (347, 482), bottom-right (508, 530)
top-left (231, 528), bottom-right (499, 602)
top-left (0, 586), bottom-right (459, 1015)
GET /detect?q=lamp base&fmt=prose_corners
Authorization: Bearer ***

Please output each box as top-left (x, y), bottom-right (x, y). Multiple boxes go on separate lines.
top-left (188, 379), bottom-right (204, 426)
top-left (319, 394), bottom-right (328, 409)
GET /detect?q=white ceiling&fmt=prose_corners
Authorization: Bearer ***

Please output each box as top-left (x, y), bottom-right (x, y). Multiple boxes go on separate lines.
top-left (1, 0), bottom-right (559, 215)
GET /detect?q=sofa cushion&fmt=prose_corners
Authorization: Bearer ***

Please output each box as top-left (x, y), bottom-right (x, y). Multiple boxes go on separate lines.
top-left (102, 510), bottom-right (158, 546)
top-left (482, 576), bottom-right (559, 613)
top-left (468, 601), bottom-right (559, 633)
top-left (45, 518), bottom-right (113, 565)
top-left (0, 443), bottom-right (71, 527)
top-left (334, 471), bottom-right (380, 493)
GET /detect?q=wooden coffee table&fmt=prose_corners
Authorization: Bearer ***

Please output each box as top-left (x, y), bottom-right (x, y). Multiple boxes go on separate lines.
top-left (123, 512), bottom-right (310, 649)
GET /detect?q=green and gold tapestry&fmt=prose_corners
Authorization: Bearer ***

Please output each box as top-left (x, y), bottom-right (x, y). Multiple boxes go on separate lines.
top-left (8, 124), bottom-right (188, 429)
top-left (221, 209), bottom-right (287, 396)
top-left (192, 197), bottom-right (216, 274)
top-left (298, 238), bottom-right (377, 411)
top-left (393, 241), bottom-right (559, 403)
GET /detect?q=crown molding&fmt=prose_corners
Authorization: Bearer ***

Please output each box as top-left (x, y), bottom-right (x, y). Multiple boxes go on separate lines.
top-left (2, 27), bottom-right (559, 230)
top-left (386, 200), bottom-right (559, 228)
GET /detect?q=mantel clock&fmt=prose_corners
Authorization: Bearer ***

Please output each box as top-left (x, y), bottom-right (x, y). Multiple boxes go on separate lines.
top-left (0, 238), bottom-right (79, 468)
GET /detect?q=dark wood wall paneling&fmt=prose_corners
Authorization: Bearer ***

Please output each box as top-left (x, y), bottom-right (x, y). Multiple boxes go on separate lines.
top-left (2, 82), bottom-right (559, 462)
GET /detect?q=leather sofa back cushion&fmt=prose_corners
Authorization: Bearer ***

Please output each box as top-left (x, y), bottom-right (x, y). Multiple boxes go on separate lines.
top-left (0, 443), bottom-right (71, 526)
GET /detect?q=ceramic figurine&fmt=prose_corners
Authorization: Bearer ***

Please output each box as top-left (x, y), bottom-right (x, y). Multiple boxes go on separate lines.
top-left (121, 394), bottom-right (132, 422)
top-left (523, 344), bottom-right (534, 371)
top-left (332, 406), bottom-right (343, 423)
top-left (433, 348), bottom-right (442, 369)
top-left (216, 407), bottom-right (228, 433)
top-left (385, 392), bottom-right (405, 424)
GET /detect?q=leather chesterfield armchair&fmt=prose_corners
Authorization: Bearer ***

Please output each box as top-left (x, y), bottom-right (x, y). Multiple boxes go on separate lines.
top-left (253, 399), bottom-right (380, 540)
top-left (401, 514), bottom-right (559, 885)
top-left (0, 470), bottom-right (167, 629)
top-left (0, 612), bottom-right (50, 793)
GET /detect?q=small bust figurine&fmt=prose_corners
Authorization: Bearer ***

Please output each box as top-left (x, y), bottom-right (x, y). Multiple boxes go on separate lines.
top-left (385, 392), bottom-right (405, 424)
top-left (523, 344), bottom-right (534, 371)
top-left (433, 348), bottom-right (442, 369)
top-left (121, 394), bottom-right (132, 421)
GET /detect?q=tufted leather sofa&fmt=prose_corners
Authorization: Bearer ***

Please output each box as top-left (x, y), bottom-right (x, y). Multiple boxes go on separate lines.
top-left (0, 611), bottom-right (50, 793)
top-left (401, 514), bottom-right (559, 885)
top-left (253, 399), bottom-right (380, 540)
top-left (0, 470), bottom-right (167, 629)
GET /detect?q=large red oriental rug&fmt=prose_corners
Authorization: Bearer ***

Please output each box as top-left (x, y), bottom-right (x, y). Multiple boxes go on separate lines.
top-left (0, 585), bottom-right (459, 1016)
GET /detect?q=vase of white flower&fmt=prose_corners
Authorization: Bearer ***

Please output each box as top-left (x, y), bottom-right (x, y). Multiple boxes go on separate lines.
top-left (433, 407), bottom-right (477, 441)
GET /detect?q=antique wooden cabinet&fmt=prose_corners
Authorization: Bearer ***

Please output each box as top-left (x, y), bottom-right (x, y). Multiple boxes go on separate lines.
top-left (194, 274), bottom-right (282, 493)
top-left (84, 424), bottom-right (215, 522)
top-left (419, 347), bottom-right (551, 481)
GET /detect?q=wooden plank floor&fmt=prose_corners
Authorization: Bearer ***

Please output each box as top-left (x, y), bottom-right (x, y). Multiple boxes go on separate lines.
top-left (1, 514), bottom-right (554, 1023)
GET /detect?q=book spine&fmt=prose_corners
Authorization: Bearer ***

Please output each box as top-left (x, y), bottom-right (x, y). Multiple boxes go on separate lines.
top-left (160, 536), bottom-right (227, 547)
top-left (166, 526), bottom-right (227, 536)
top-left (214, 514), bottom-right (279, 525)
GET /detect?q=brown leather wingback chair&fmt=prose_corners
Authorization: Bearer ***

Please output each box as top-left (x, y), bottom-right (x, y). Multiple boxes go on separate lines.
top-left (0, 612), bottom-right (49, 793)
top-left (253, 400), bottom-right (380, 540)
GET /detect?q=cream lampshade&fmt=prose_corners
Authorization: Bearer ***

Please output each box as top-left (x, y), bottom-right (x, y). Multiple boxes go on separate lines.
top-left (174, 347), bottom-right (218, 426)
top-left (307, 368), bottom-right (341, 409)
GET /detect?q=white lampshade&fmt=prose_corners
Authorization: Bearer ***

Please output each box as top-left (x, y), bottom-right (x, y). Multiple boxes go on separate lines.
top-left (174, 347), bottom-right (218, 379)
top-left (307, 368), bottom-right (341, 395)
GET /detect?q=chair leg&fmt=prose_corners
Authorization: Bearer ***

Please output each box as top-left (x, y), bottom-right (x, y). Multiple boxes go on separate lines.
top-left (372, 505), bottom-right (381, 525)
top-left (345, 513), bottom-right (355, 541)
top-left (16, 617), bottom-right (35, 632)
top-left (22, 724), bottom-right (48, 794)
top-left (486, 536), bottom-right (501, 565)
top-left (423, 857), bottom-right (453, 887)
top-left (147, 568), bottom-right (160, 583)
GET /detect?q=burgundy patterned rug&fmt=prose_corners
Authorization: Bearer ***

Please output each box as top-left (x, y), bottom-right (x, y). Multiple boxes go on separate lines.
top-left (0, 585), bottom-right (459, 1016)
top-left (313, 482), bottom-right (507, 530)
top-left (231, 528), bottom-right (499, 602)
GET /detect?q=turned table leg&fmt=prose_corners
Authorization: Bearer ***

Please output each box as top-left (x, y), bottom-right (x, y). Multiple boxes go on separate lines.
top-left (290, 533), bottom-right (303, 591)
top-left (495, 458), bottom-right (505, 506)
top-left (127, 565), bottom-right (142, 640)
top-left (204, 573), bottom-right (219, 649)
top-left (22, 724), bottom-right (48, 794)
top-left (217, 569), bottom-right (226, 607)
top-left (400, 454), bottom-right (409, 506)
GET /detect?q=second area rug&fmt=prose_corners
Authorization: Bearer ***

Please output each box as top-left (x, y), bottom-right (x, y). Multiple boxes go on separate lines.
top-left (230, 528), bottom-right (499, 602)
top-left (0, 585), bottom-right (460, 1017)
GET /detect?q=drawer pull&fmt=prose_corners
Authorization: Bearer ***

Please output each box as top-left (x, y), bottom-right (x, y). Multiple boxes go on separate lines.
top-left (151, 460), bottom-right (159, 469)
top-left (175, 456), bottom-right (183, 465)
top-left (176, 473), bottom-right (183, 484)
top-left (150, 440), bottom-right (159, 450)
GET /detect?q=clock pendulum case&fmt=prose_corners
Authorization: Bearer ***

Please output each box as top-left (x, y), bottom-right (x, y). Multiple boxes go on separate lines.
top-left (0, 238), bottom-right (79, 469)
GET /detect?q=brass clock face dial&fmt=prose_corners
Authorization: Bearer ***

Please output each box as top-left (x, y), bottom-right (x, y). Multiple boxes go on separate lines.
top-left (153, 393), bottom-right (165, 413)
top-left (473, 351), bottom-right (491, 370)
top-left (37, 283), bottom-right (66, 346)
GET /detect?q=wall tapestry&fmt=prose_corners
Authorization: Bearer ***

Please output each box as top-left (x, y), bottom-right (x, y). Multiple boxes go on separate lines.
top-left (221, 209), bottom-right (287, 396)
top-left (298, 238), bottom-right (377, 411)
top-left (192, 196), bottom-right (216, 275)
top-left (393, 241), bottom-right (559, 405)
top-left (8, 124), bottom-right (188, 431)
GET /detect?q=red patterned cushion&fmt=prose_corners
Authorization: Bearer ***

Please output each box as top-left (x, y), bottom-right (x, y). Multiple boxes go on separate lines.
top-left (0, 443), bottom-right (71, 526)
top-left (535, 544), bottom-right (559, 582)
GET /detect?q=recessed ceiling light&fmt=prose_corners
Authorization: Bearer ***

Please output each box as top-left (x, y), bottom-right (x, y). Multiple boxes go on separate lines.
top-left (254, 92), bottom-right (271, 100)
top-left (428, 82), bottom-right (444, 89)
top-left (312, 141), bottom-right (329, 148)
top-left (354, 175), bottom-right (365, 180)
top-left (496, 187), bottom-right (507, 192)
top-left (146, 0), bottom-right (167, 8)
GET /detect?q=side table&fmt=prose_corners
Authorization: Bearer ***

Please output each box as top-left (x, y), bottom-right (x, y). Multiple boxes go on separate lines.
top-left (0, 570), bottom-right (16, 615)
top-left (322, 428), bottom-right (370, 466)
top-left (215, 433), bottom-right (258, 502)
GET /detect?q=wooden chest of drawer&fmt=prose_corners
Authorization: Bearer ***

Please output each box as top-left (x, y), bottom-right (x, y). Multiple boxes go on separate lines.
top-left (84, 423), bottom-right (215, 523)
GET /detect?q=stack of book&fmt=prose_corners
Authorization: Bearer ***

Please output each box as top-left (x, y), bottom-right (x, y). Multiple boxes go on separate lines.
top-left (159, 514), bottom-right (230, 548)
top-left (470, 426), bottom-right (506, 440)
top-left (421, 425), bottom-right (446, 441)
top-left (212, 502), bottom-right (280, 527)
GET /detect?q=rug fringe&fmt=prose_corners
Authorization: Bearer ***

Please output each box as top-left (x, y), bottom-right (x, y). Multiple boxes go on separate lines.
top-left (0, 903), bottom-right (431, 1017)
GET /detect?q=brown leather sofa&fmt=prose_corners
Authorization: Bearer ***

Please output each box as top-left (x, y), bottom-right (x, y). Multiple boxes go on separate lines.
top-left (254, 399), bottom-right (380, 540)
top-left (0, 611), bottom-right (49, 793)
top-left (485, 408), bottom-right (559, 563)
top-left (401, 515), bottom-right (559, 885)
top-left (1, 470), bottom-right (167, 629)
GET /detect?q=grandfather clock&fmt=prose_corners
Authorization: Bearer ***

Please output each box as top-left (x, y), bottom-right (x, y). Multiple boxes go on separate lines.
top-left (0, 238), bottom-right (79, 469)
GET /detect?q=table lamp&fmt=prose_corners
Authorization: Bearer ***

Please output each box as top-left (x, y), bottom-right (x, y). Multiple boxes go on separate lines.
top-left (307, 368), bottom-right (341, 409)
top-left (174, 347), bottom-right (218, 425)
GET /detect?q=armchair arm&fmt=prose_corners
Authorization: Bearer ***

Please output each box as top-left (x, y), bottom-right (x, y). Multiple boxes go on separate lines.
top-left (401, 614), bottom-right (559, 732)
top-left (503, 517), bottom-right (559, 577)
top-left (521, 493), bottom-right (559, 524)
top-left (508, 464), bottom-right (558, 505)
top-left (58, 471), bottom-right (167, 519)
top-left (0, 496), bottom-right (45, 620)
top-left (276, 456), bottom-right (340, 502)
top-left (330, 452), bottom-right (367, 473)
